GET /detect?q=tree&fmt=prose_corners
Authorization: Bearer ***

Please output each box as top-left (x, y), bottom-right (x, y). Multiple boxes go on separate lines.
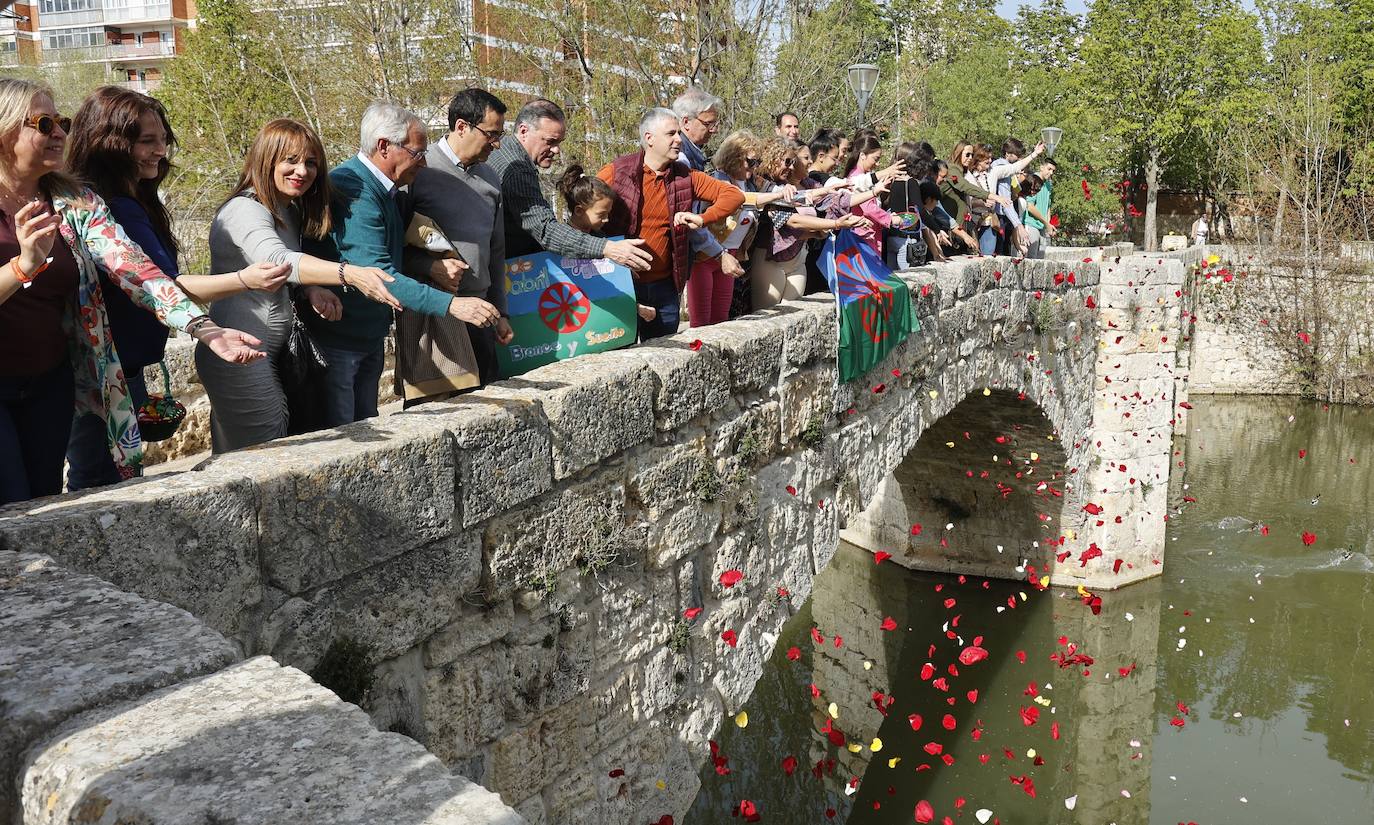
top-left (1080, 0), bottom-right (1256, 250)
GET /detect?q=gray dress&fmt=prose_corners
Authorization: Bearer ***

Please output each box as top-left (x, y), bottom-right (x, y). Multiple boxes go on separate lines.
top-left (194, 194), bottom-right (306, 453)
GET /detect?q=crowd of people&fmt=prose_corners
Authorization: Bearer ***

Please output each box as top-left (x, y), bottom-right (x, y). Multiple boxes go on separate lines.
top-left (0, 78), bottom-right (1058, 505)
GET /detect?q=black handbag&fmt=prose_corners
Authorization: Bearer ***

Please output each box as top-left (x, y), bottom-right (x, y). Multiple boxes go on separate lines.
top-left (280, 297), bottom-right (331, 436)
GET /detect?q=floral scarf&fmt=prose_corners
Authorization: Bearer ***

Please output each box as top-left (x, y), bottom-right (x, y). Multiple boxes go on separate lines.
top-left (54, 187), bottom-right (205, 478)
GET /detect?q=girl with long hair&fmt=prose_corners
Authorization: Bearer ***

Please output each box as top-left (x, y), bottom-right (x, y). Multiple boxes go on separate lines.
top-left (842, 133), bottom-right (892, 255)
top-left (196, 118), bottom-right (401, 452)
top-left (64, 85), bottom-right (292, 487)
top-left (0, 78), bottom-right (264, 504)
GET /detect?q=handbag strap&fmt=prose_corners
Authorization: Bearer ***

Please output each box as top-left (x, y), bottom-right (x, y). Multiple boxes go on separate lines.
top-left (158, 360), bottom-right (174, 398)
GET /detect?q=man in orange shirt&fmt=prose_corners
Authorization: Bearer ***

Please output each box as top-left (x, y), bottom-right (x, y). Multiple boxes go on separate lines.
top-left (598, 108), bottom-right (744, 341)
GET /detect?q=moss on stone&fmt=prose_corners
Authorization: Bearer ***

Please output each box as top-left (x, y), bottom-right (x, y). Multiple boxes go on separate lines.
top-left (311, 636), bottom-right (376, 706)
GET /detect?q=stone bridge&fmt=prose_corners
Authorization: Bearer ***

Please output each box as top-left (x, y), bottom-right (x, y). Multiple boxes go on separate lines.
top-left (0, 244), bottom-right (1201, 824)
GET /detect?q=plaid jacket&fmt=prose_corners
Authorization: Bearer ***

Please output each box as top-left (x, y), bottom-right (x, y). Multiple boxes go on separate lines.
top-left (488, 135), bottom-right (607, 260)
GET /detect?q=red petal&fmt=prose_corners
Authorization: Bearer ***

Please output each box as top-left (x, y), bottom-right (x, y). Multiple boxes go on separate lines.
top-left (874, 551), bottom-right (892, 564)
top-left (719, 569), bottom-right (744, 588)
top-left (915, 800), bottom-right (935, 823)
top-left (689, 339), bottom-right (704, 351)
top-left (958, 645), bottom-right (989, 665)
top-left (880, 616), bottom-right (898, 631)
top-left (684, 607), bottom-right (703, 620)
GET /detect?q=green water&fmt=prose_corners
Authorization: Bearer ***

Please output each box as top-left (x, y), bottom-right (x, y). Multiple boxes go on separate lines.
top-left (688, 396), bottom-right (1374, 824)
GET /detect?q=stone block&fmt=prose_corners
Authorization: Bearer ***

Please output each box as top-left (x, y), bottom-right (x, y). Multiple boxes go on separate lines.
top-left (425, 599), bottom-right (516, 667)
top-left (0, 551), bottom-right (238, 820)
top-left (490, 351), bottom-right (656, 480)
top-left (203, 413), bottom-right (459, 595)
top-left (437, 398), bottom-right (554, 528)
top-left (627, 439), bottom-right (713, 521)
top-left (647, 502), bottom-right (721, 569)
top-left (636, 339), bottom-right (732, 430)
top-left (695, 318), bottom-right (786, 394)
top-left (20, 657), bottom-right (525, 825)
top-left (0, 469), bottom-right (261, 642)
top-left (484, 470), bottom-right (641, 601)
top-left (421, 644), bottom-right (515, 763)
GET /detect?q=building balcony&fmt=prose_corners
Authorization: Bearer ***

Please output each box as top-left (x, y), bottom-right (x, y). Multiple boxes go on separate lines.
top-left (107, 39), bottom-right (175, 60)
top-left (104, 2), bottom-right (174, 24)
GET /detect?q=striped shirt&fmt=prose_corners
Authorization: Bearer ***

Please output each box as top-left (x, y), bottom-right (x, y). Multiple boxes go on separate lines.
top-left (488, 135), bottom-right (607, 260)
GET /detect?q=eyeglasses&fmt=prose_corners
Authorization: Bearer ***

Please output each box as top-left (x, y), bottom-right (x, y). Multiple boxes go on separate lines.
top-left (392, 142), bottom-right (427, 162)
top-left (469, 123), bottom-right (504, 144)
top-left (692, 115), bottom-right (720, 132)
top-left (24, 113), bottom-right (71, 136)
top-left (746, 158), bottom-right (761, 168)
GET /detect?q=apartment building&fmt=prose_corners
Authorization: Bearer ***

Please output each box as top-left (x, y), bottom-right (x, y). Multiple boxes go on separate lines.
top-left (0, 0), bottom-right (196, 91)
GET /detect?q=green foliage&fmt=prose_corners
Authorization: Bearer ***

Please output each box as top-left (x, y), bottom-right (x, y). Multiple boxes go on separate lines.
top-left (691, 462), bottom-right (722, 503)
top-left (800, 413), bottom-right (825, 448)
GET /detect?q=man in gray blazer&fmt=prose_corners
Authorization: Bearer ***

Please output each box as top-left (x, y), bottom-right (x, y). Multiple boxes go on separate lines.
top-left (488, 99), bottom-right (651, 271)
top-left (404, 88), bottom-right (513, 386)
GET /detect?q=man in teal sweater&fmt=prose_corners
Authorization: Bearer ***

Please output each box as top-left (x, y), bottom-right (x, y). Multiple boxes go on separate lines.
top-left (306, 100), bottom-right (500, 426)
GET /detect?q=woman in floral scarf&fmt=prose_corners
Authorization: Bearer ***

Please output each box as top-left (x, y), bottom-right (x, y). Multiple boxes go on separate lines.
top-left (0, 78), bottom-right (264, 505)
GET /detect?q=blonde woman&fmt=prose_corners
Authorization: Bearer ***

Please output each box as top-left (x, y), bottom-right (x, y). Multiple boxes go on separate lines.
top-left (0, 78), bottom-right (266, 504)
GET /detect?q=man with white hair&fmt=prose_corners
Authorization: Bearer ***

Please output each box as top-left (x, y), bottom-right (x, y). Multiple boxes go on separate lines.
top-left (597, 108), bottom-right (744, 340)
top-left (671, 87), bottom-right (744, 282)
top-left (488, 98), bottom-right (651, 270)
top-left (308, 100), bottom-right (499, 426)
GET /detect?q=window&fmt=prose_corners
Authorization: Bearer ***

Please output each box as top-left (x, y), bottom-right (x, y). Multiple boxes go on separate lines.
top-left (43, 26), bottom-right (106, 50)
top-left (39, 0), bottom-right (101, 14)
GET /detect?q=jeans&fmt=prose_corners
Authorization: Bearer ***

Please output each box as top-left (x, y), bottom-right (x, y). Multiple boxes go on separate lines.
top-left (686, 257), bottom-right (733, 327)
top-left (635, 279), bottom-right (681, 342)
top-left (977, 224), bottom-right (999, 256)
top-left (67, 368), bottom-right (148, 491)
top-left (0, 362), bottom-right (76, 506)
top-left (318, 342), bottom-right (385, 428)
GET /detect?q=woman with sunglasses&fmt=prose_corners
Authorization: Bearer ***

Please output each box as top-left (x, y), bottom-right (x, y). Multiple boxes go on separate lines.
top-left (687, 131), bottom-right (795, 327)
top-left (197, 118), bottom-right (405, 452)
top-left (62, 86), bottom-right (298, 488)
top-left (0, 78), bottom-right (265, 505)
top-left (941, 141), bottom-right (1009, 245)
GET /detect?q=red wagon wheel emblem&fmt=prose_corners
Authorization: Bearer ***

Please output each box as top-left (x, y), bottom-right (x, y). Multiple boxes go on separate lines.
top-left (538, 282), bottom-right (591, 333)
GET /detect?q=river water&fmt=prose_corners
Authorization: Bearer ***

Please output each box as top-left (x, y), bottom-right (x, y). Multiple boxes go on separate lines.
top-left (687, 396), bottom-right (1374, 824)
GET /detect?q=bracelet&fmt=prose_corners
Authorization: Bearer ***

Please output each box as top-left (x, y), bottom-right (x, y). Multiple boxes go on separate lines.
top-left (9, 255), bottom-right (49, 285)
top-left (235, 269), bottom-right (249, 290)
top-left (186, 316), bottom-right (213, 339)
top-left (337, 261), bottom-right (349, 292)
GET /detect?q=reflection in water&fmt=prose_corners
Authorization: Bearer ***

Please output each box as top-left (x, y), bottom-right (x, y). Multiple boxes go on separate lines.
top-left (687, 397), bottom-right (1373, 824)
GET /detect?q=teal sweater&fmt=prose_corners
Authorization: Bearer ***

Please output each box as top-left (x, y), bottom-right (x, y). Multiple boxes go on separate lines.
top-left (305, 155), bottom-right (453, 351)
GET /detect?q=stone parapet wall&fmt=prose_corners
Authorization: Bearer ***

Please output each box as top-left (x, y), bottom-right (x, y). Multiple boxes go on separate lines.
top-left (2, 246), bottom-right (1176, 823)
top-left (0, 550), bottom-right (523, 825)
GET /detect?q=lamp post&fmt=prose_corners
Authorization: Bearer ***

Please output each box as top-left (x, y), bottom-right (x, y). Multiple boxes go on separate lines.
top-left (847, 63), bottom-right (879, 127)
top-left (1041, 126), bottom-right (1064, 157)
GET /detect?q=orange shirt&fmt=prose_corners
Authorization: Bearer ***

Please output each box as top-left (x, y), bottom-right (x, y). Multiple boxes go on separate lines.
top-left (597, 162), bottom-right (744, 282)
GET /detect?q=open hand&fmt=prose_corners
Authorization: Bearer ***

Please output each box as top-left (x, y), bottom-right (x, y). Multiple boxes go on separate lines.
top-left (604, 238), bottom-right (652, 271)
top-left (345, 265), bottom-right (401, 310)
top-left (448, 296), bottom-right (500, 327)
top-left (198, 325), bottom-right (266, 364)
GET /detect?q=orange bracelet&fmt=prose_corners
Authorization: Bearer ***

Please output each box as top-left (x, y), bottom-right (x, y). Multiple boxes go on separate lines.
top-left (9, 256), bottom-right (48, 284)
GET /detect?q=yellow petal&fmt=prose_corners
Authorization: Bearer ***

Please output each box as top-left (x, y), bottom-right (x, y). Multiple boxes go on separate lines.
top-left (735, 711), bottom-right (749, 727)
top-left (1040, 575), bottom-right (1050, 588)
top-left (1027, 747), bottom-right (1037, 758)
top-left (946, 441), bottom-right (956, 448)
top-left (983, 387), bottom-right (992, 396)
top-left (847, 742), bottom-right (862, 753)
top-left (929, 390), bottom-right (939, 399)
top-left (1030, 451), bottom-right (1039, 461)
top-left (1035, 696), bottom-right (1052, 706)
top-left (656, 780), bottom-right (666, 790)
top-left (1076, 585), bottom-right (1089, 597)
top-left (828, 702), bottom-right (839, 719)
top-left (870, 737), bottom-right (883, 752)
top-left (888, 756), bottom-right (901, 768)
top-left (863, 660), bottom-right (873, 671)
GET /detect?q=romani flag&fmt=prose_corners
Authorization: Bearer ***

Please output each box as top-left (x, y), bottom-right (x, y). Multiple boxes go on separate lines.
top-left (819, 229), bottom-right (917, 383)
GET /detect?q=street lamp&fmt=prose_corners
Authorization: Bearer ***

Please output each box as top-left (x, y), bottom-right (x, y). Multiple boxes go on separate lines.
top-left (1041, 126), bottom-right (1064, 157)
top-left (847, 63), bottom-right (880, 126)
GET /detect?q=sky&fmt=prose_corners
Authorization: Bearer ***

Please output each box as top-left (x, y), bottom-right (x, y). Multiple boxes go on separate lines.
top-left (996, 0), bottom-right (1088, 16)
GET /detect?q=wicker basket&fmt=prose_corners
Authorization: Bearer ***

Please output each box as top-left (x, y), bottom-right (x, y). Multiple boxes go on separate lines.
top-left (135, 361), bottom-right (186, 443)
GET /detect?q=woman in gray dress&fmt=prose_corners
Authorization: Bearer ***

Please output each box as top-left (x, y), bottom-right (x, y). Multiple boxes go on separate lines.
top-left (196, 119), bottom-right (401, 452)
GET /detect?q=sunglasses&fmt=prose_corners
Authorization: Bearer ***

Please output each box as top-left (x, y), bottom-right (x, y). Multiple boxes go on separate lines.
top-left (24, 113), bottom-right (72, 135)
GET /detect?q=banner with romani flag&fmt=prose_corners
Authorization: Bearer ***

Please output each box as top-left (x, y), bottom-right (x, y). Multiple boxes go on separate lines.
top-left (818, 229), bottom-right (917, 383)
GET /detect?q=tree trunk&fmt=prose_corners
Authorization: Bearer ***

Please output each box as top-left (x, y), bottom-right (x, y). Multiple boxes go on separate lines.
top-left (1273, 190), bottom-right (1286, 246)
top-left (1143, 149), bottom-right (1161, 252)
